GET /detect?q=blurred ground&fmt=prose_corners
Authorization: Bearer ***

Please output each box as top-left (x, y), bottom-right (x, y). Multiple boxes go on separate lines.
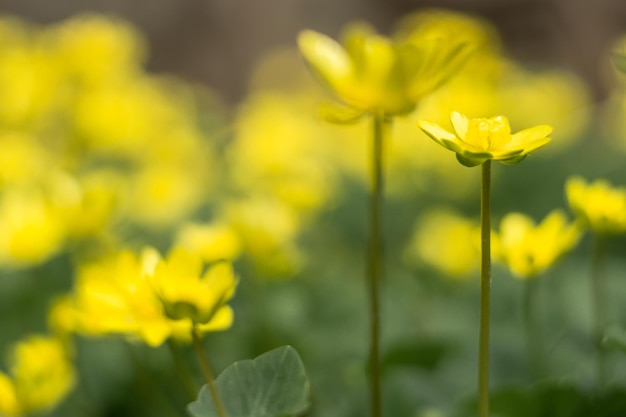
top-left (1, 0), bottom-right (625, 103)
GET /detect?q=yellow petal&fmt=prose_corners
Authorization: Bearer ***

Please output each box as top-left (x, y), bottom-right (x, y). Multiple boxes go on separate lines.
top-left (450, 111), bottom-right (469, 139)
top-left (297, 30), bottom-right (353, 92)
top-left (509, 125), bottom-right (552, 147)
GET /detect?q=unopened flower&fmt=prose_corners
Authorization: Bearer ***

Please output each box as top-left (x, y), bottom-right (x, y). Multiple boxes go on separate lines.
top-left (566, 176), bottom-right (626, 235)
top-left (417, 111), bottom-right (551, 166)
top-left (495, 210), bottom-right (581, 278)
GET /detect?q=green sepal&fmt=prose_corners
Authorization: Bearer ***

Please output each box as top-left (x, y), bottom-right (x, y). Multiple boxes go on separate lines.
top-left (456, 153), bottom-right (483, 167)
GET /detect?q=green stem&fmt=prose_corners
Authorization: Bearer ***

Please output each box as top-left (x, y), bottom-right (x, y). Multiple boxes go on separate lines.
top-left (478, 160), bottom-right (491, 417)
top-left (523, 277), bottom-right (544, 380)
top-left (166, 338), bottom-right (199, 400)
top-left (191, 325), bottom-right (228, 417)
top-left (368, 113), bottom-right (387, 417)
top-left (591, 235), bottom-right (607, 387)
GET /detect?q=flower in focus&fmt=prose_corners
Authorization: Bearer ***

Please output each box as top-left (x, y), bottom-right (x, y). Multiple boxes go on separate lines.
top-left (297, 14), bottom-right (474, 118)
top-left (417, 111), bottom-right (551, 166)
top-left (404, 208), bottom-right (481, 279)
top-left (145, 247), bottom-right (237, 327)
top-left (566, 176), bottom-right (626, 236)
top-left (0, 335), bottom-right (75, 416)
top-left (495, 210), bottom-right (581, 278)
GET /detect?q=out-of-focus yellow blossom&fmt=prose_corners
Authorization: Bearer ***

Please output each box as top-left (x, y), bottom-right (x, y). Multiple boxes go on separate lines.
top-left (175, 222), bottom-right (242, 263)
top-left (9, 336), bottom-right (75, 415)
top-left (297, 12), bottom-right (474, 117)
top-left (0, 372), bottom-right (19, 417)
top-left (52, 169), bottom-right (123, 238)
top-left (404, 208), bottom-right (480, 279)
top-left (494, 210), bottom-right (581, 278)
top-left (50, 14), bottom-right (144, 85)
top-left (229, 92), bottom-right (336, 213)
top-left (0, 336), bottom-right (75, 416)
top-left (0, 20), bottom-right (63, 128)
top-left (393, 9), bottom-right (489, 100)
top-left (223, 197), bottom-right (304, 277)
top-left (145, 247), bottom-right (237, 327)
top-left (126, 164), bottom-right (205, 228)
top-left (0, 15), bottom-right (219, 251)
top-left (0, 189), bottom-right (66, 267)
top-left (566, 176), bottom-right (626, 236)
top-left (68, 250), bottom-right (173, 346)
top-left (0, 132), bottom-right (51, 186)
top-left (417, 111), bottom-right (551, 166)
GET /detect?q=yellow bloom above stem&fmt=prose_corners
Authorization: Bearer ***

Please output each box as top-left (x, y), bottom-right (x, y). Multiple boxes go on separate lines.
top-left (417, 111), bottom-right (552, 166)
top-left (495, 210), bottom-right (581, 278)
top-left (297, 17), bottom-right (473, 118)
top-left (566, 176), bottom-right (626, 236)
top-left (146, 247), bottom-right (238, 326)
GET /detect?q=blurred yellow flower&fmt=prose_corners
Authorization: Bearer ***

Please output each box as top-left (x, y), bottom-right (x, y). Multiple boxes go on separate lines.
top-left (0, 189), bottom-right (66, 267)
top-left (404, 208), bottom-right (480, 279)
top-left (175, 222), bottom-right (242, 263)
top-left (50, 14), bottom-right (144, 85)
top-left (495, 210), bottom-right (581, 278)
top-left (566, 176), bottom-right (626, 235)
top-left (223, 196), bottom-right (304, 277)
top-left (0, 372), bottom-right (19, 417)
top-left (4, 335), bottom-right (75, 416)
top-left (146, 247), bottom-right (237, 326)
top-left (417, 111), bottom-right (551, 166)
top-left (69, 251), bottom-right (173, 346)
top-left (298, 14), bottom-right (473, 117)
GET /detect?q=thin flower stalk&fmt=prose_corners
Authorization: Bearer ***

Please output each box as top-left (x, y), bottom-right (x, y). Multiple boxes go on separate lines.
top-left (478, 160), bottom-right (491, 417)
top-left (591, 236), bottom-right (607, 386)
top-left (192, 325), bottom-right (228, 417)
top-left (368, 113), bottom-right (388, 417)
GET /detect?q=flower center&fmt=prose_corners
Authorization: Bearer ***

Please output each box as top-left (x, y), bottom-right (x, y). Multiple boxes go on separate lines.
top-left (465, 117), bottom-right (511, 150)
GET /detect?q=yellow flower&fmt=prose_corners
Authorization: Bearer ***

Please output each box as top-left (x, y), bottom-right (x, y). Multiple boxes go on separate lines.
top-left (8, 335), bottom-right (75, 415)
top-left (566, 176), bottom-right (626, 235)
top-left (175, 222), bottom-right (242, 263)
top-left (417, 111), bottom-right (552, 166)
top-left (0, 372), bottom-right (19, 417)
top-left (297, 17), bottom-right (473, 117)
top-left (146, 247), bottom-right (237, 326)
top-left (404, 208), bottom-right (480, 279)
top-left (69, 251), bottom-right (173, 346)
top-left (495, 210), bottom-right (581, 278)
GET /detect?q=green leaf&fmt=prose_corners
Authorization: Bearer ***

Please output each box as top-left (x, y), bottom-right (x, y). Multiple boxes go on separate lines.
top-left (188, 346), bottom-right (310, 417)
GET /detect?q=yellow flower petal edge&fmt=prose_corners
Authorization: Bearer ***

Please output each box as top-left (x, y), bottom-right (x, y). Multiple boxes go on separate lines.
top-left (417, 111), bottom-right (552, 167)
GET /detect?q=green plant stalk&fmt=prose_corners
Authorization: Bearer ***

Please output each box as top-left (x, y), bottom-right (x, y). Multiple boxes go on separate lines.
top-left (368, 113), bottom-right (387, 417)
top-left (591, 235), bottom-right (607, 386)
top-left (523, 277), bottom-right (544, 380)
top-left (478, 160), bottom-right (491, 417)
top-left (166, 338), bottom-right (199, 400)
top-left (191, 325), bottom-right (228, 417)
